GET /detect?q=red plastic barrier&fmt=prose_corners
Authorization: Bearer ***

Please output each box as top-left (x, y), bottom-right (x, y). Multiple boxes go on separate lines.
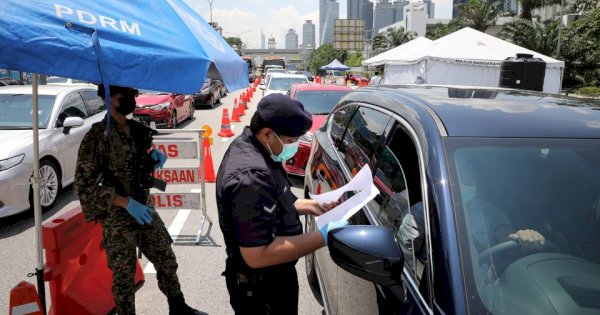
top-left (314, 76), bottom-right (321, 84)
top-left (43, 207), bottom-right (145, 315)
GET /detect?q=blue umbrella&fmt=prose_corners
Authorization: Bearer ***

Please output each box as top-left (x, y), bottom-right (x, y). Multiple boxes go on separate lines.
top-left (0, 1), bottom-right (248, 310)
top-left (0, 0), bottom-right (248, 93)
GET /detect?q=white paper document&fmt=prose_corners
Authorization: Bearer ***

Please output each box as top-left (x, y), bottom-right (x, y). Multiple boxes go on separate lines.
top-left (310, 166), bottom-right (380, 229)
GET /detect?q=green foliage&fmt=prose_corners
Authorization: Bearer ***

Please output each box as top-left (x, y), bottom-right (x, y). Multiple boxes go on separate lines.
top-left (498, 19), bottom-right (560, 57)
top-left (426, 19), bottom-right (465, 40)
top-left (345, 52), bottom-right (364, 67)
top-left (561, 8), bottom-right (600, 88)
top-left (569, 0), bottom-right (600, 13)
top-left (224, 37), bottom-right (242, 47)
top-left (458, 0), bottom-right (499, 32)
top-left (576, 86), bottom-right (600, 98)
top-left (308, 44), bottom-right (345, 73)
top-left (372, 27), bottom-right (417, 55)
top-left (518, 0), bottom-right (561, 20)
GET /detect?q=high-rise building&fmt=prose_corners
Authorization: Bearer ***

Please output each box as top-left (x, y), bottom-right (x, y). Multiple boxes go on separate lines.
top-left (285, 29), bottom-right (299, 49)
top-left (268, 35), bottom-right (276, 50)
top-left (302, 20), bottom-right (316, 50)
top-left (423, 0), bottom-right (435, 18)
top-left (319, 0), bottom-right (339, 45)
top-left (347, 0), bottom-right (374, 39)
top-left (374, 0), bottom-right (409, 33)
top-left (260, 31), bottom-right (266, 49)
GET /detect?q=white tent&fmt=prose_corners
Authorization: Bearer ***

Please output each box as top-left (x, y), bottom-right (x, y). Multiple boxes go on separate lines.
top-left (362, 37), bottom-right (433, 67)
top-left (383, 27), bottom-right (565, 93)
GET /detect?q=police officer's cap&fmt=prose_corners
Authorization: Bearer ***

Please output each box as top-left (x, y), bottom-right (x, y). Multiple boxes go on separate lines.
top-left (257, 94), bottom-right (312, 137)
top-left (97, 84), bottom-right (138, 98)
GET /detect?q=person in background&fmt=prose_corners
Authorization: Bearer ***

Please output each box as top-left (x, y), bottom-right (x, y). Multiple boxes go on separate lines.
top-left (369, 71), bottom-right (382, 86)
top-left (74, 85), bottom-right (204, 315)
top-left (216, 94), bottom-right (346, 315)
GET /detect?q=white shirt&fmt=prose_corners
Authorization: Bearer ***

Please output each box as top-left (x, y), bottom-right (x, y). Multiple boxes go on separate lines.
top-left (369, 75), bottom-right (382, 86)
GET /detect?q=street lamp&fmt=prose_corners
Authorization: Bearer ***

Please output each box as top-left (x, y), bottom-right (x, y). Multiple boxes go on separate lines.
top-left (206, 0), bottom-right (215, 24)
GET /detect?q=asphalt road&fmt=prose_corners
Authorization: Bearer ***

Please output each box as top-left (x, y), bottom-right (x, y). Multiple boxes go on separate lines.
top-left (0, 88), bottom-right (325, 314)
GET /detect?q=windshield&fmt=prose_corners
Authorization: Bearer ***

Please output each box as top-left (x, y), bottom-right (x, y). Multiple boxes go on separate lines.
top-left (294, 90), bottom-right (349, 114)
top-left (0, 94), bottom-right (56, 129)
top-left (445, 138), bottom-right (600, 314)
top-left (268, 77), bottom-right (307, 91)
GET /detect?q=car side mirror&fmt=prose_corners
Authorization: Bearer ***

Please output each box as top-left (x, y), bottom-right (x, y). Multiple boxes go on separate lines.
top-left (328, 225), bottom-right (404, 286)
top-left (62, 116), bottom-right (84, 133)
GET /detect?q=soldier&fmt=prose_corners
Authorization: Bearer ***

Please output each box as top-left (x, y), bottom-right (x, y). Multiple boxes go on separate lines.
top-left (74, 85), bottom-right (204, 315)
top-left (216, 94), bottom-right (347, 314)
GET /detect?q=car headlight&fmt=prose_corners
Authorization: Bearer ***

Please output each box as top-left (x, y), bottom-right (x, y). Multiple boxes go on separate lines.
top-left (148, 102), bottom-right (170, 110)
top-left (0, 154), bottom-right (25, 172)
top-left (300, 132), bottom-right (313, 144)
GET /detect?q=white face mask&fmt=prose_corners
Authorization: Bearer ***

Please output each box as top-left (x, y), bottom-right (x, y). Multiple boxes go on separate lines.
top-left (460, 183), bottom-right (476, 204)
top-left (267, 133), bottom-right (299, 162)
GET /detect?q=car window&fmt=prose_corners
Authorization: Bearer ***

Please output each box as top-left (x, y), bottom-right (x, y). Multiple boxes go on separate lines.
top-left (0, 94), bottom-right (55, 129)
top-left (81, 90), bottom-right (104, 115)
top-left (339, 106), bottom-right (391, 173)
top-left (267, 77), bottom-right (307, 91)
top-left (56, 92), bottom-right (88, 127)
top-left (327, 105), bottom-right (357, 149)
top-left (293, 90), bottom-right (350, 115)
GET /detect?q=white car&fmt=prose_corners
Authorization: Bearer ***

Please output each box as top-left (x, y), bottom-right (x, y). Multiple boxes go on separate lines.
top-left (46, 76), bottom-right (95, 86)
top-left (261, 73), bottom-right (309, 96)
top-left (0, 85), bottom-right (105, 218)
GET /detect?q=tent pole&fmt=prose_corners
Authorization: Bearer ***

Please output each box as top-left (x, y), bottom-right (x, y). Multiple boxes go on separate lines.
top-left (31, 74), bottom-right (47, 314)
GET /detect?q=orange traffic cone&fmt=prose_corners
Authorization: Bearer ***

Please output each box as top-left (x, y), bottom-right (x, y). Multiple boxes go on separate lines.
top-left (218, 108), bottom-right (235, 137)
top-left (200, 137), bottom-right (216, 183)
top-left (231, 99), bottom-right (241, 123)
top-left (239, 97), bottom-right (247, 115)
top-left (9, 281), bottom-right (43, 315)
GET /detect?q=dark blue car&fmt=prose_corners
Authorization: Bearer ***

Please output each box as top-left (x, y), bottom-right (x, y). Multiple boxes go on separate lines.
top-left (304, 85), bottom-right (600, 315)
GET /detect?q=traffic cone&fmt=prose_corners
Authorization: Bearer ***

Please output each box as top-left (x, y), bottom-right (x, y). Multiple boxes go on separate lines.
top-left (9, 281), bottom-right (43, 315)
top-left (231, 99), bottom-right (241, 122)
top-left (217, 108), bottom-right (235, 137)
top-left (200, 137), bottom-right (216, 183)
top-left (239, 97), bottom-right (247, 115)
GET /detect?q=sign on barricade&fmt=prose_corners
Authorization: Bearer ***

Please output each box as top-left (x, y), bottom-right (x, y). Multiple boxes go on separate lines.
top-left (151, 192), bottom-right (201, 209)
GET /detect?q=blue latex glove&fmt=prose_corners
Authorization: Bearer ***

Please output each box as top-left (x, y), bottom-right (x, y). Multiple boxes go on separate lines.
top-left (125, 197), bottom-right (153, 225)
top-left (150, 149), bottom-right (167, 169)
top-left (319, 220), bottom-right (349, 246)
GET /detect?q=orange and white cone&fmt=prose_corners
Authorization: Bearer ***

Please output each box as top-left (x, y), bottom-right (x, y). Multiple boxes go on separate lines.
top-left (231, 99), bottom-right (241, 123)
top-left (9, 281), bottom-right (43, 315)
top-left (217, 108), bottom-right (235, 137)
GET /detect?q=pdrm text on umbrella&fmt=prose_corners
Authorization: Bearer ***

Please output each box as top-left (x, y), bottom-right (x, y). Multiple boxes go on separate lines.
top-left (54, 4), bottom-right (141, 36)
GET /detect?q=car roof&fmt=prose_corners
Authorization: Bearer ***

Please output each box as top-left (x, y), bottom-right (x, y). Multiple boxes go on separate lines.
top-left (270, 73), bottom-right (307, 79)
top-left (343, 85), bottom-right (600, 138)
top-left (292, 83), bottom-right (352, 91)
top-left (0, 85), bottom-right (95, 96)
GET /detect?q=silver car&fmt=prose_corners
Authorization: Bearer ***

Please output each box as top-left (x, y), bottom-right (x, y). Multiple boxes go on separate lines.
top-left (0, 85), bottom-right (105, 218)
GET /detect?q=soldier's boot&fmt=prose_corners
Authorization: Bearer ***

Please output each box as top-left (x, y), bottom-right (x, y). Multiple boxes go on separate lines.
top-left (167, 293), bottom-right (207, 315)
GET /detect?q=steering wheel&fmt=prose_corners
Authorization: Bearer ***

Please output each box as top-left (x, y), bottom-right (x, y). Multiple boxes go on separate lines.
top-left (478, 239), bottom-right (561, 266)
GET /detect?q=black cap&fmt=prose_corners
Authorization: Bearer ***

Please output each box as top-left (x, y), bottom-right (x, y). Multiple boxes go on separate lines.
top-left (256, 94), bottom-right (312, 137)
top-left (97, 84), bottom-right (138, 98)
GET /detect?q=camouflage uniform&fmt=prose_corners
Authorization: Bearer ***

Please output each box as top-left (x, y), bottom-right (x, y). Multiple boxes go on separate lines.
top-left (74, 117), bottom-right (181, 315)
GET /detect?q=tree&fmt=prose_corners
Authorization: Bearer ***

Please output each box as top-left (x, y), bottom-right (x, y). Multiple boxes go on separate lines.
top-left (308, 44), bottom-right (345, 73)
top-left (345, 52), bottom-right (364, 67)
top-left (426, 19), bottom-right (465, 40)
top-left (458, 0), bottom-right (499, 32)
top-left (569, 0), bottom-right (599, 13)
top-left (560, 8), bottom-right (600, 87)
top-left (224, 37), bottom-right (242, 48)
top-left (518, 0), bottom-right (561, 20)
top-left (372, 27), bottom-right (416, 54)
top-left (498, 19), bottom-right (560, 57)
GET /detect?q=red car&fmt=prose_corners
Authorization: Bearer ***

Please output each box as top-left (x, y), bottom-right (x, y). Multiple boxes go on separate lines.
top-left (133, 89), bottom-right (194, 129)
top-left (284, 83), bottom-right (352, 176)
top-left (347, 73), bottom-right (369, 85)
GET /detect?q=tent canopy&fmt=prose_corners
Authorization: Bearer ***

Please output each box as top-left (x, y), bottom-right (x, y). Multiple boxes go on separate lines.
top-left (321, 58), bottom-right (350, 71)
top-left (382, 27), bottom-right (565, 93)
top-left (362, 37), bottom-right (433, 67)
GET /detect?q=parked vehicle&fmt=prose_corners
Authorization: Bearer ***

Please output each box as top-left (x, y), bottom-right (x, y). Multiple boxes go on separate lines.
top-left (0, 85), bottom-right (105, 218)
top-left (261, 73), bottom-right (308, 96)
top-left (304, 85), bottom-right (600, 315)
top-left (133, 89), bottom-right (194, 129)
top-left (347, 73), bottom-right (368, 85)
top-left (46, 76), bottom-right (94, 86)
top-left (193, 78), bottom-right (222, 108)
top-left (300, 71), bottom-right (314, 82)
top-left (284, 83), bottom-right (351, 176)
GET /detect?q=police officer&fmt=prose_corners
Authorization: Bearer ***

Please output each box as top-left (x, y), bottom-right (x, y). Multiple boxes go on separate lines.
top-left (216, 93), bottom-right (347, 314)
top-left (74, 85), bottom-right (205, 315)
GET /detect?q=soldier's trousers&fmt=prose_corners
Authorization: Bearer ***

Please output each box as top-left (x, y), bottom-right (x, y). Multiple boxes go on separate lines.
top-left (102, 213), bottom-right (181, 315)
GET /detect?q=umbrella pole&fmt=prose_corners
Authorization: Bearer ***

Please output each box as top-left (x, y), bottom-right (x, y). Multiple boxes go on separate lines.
top-left (31, 74), bottom-right (47, 314)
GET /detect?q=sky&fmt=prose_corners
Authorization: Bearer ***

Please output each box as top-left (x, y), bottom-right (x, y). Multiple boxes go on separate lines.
top-left (182, 0), bottom-right (452, 49)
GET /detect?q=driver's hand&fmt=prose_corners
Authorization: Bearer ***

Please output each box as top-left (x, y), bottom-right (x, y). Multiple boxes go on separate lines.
top-left (509, 229), bottom-right (545, 252)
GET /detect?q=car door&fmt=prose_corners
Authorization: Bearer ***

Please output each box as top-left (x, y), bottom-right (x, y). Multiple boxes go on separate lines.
top-left (55, 91), bottom-right (90, 183)
top-left (333, 106), bottom-right (395, 315)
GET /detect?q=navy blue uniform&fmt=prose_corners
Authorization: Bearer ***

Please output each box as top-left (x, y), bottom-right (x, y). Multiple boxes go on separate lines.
top-left (217, 127), bottom-right (302, 315)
